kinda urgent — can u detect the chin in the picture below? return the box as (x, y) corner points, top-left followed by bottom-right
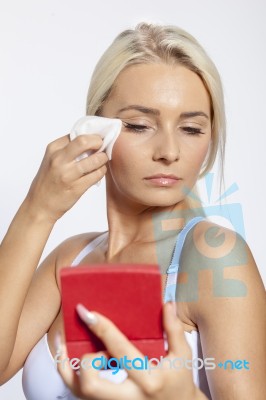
(127, 191), (185, 208)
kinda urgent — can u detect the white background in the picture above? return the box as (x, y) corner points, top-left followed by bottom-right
(1, 0), (265, 398)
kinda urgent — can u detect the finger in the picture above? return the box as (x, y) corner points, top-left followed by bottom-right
(77, 164), (107, 190)
(44, 135), (72, 158)
(76, 304), (161, 389)
(43, 150), (107, 192)
(56, 334), (81, 397)
(76, 304), (144, 360)
(78, 352), (142, 400)
(79, 351), (105, 382)
(74, 151), (108, 178)
(163, 301), (192, 358)
(65, 134), (104, 162)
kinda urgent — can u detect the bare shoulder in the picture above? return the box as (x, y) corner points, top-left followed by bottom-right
(54, 231), (105, 277)
(178, 220), (266, 398)
(55, 231), (106, 264)
(178, 219), (265, 317)
(0, 231), (106, 384)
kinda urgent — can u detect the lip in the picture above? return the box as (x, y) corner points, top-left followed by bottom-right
(144, 174), (181, 180)
(144, 174), (181, 187)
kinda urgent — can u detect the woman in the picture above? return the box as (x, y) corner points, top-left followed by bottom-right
(0, 22), (265, 400)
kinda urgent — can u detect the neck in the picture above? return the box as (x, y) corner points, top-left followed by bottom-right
(105, 183), (198, 260)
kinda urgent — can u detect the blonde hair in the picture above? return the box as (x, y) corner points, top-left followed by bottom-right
(86, 22), (226, 208)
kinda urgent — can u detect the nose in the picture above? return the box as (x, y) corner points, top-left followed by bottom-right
(152, 130), (180, 164)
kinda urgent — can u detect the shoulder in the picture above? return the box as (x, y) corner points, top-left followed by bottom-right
(180, 220), (266, 398)
(54, 231), (105, 274)
(182, 219), (244, 262)
(179, 218), (266, 325)
(180, 219), (254, 278)
(32, 231), (104, 289)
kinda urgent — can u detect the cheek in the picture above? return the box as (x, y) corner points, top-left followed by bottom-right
(183, 139), (211, 179)
(196, 144), (210, 165)
(191, 136), (211, 164)
(110, 135), (143, 178)
(111, 135), (129, 168)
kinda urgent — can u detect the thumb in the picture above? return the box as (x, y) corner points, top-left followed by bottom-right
(163, 301), (192, 358)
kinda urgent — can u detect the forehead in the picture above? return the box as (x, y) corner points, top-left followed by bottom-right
(106, 63), (211, 113)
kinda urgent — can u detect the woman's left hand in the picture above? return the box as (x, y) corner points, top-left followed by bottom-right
(57, 302), (207, 400)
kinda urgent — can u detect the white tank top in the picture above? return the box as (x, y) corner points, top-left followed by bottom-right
(22, 218), (211, 399)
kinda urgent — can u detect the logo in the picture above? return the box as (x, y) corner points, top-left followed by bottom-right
(54, 353), (250, 374)
(153, 172), (248, 301)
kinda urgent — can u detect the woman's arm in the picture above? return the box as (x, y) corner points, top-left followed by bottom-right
(0, 133), (108, 379)
(0, 232), (102, 385)
(184, 222), (266, 399)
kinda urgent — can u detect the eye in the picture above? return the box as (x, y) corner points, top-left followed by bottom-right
(123, 122), (149, 133)
(182, 127), (204, 135)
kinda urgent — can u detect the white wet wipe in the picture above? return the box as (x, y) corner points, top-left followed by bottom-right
(70, 116), (122, 160)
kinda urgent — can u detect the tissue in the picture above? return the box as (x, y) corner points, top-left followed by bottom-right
(70, 116), (122, 160)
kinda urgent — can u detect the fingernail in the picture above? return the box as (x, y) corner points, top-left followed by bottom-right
(76, 304), (98, 325)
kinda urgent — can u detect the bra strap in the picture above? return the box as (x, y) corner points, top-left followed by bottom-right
(164, 216), (205, 303)
(71, 231), (108, 266)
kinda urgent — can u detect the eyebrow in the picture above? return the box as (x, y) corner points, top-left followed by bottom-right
(117, 105), (160, 116)
(180, 111), (209, 120)
(117, 105), (209, 119)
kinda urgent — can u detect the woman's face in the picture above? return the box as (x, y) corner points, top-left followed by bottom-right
(101, 63), (212, 208)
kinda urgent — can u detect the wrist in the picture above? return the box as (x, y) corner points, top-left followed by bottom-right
(20, 196), (58, 226)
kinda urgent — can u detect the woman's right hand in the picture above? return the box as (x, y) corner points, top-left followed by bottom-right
(0, 133), (108, 379)
(25, 134), (108, 223)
